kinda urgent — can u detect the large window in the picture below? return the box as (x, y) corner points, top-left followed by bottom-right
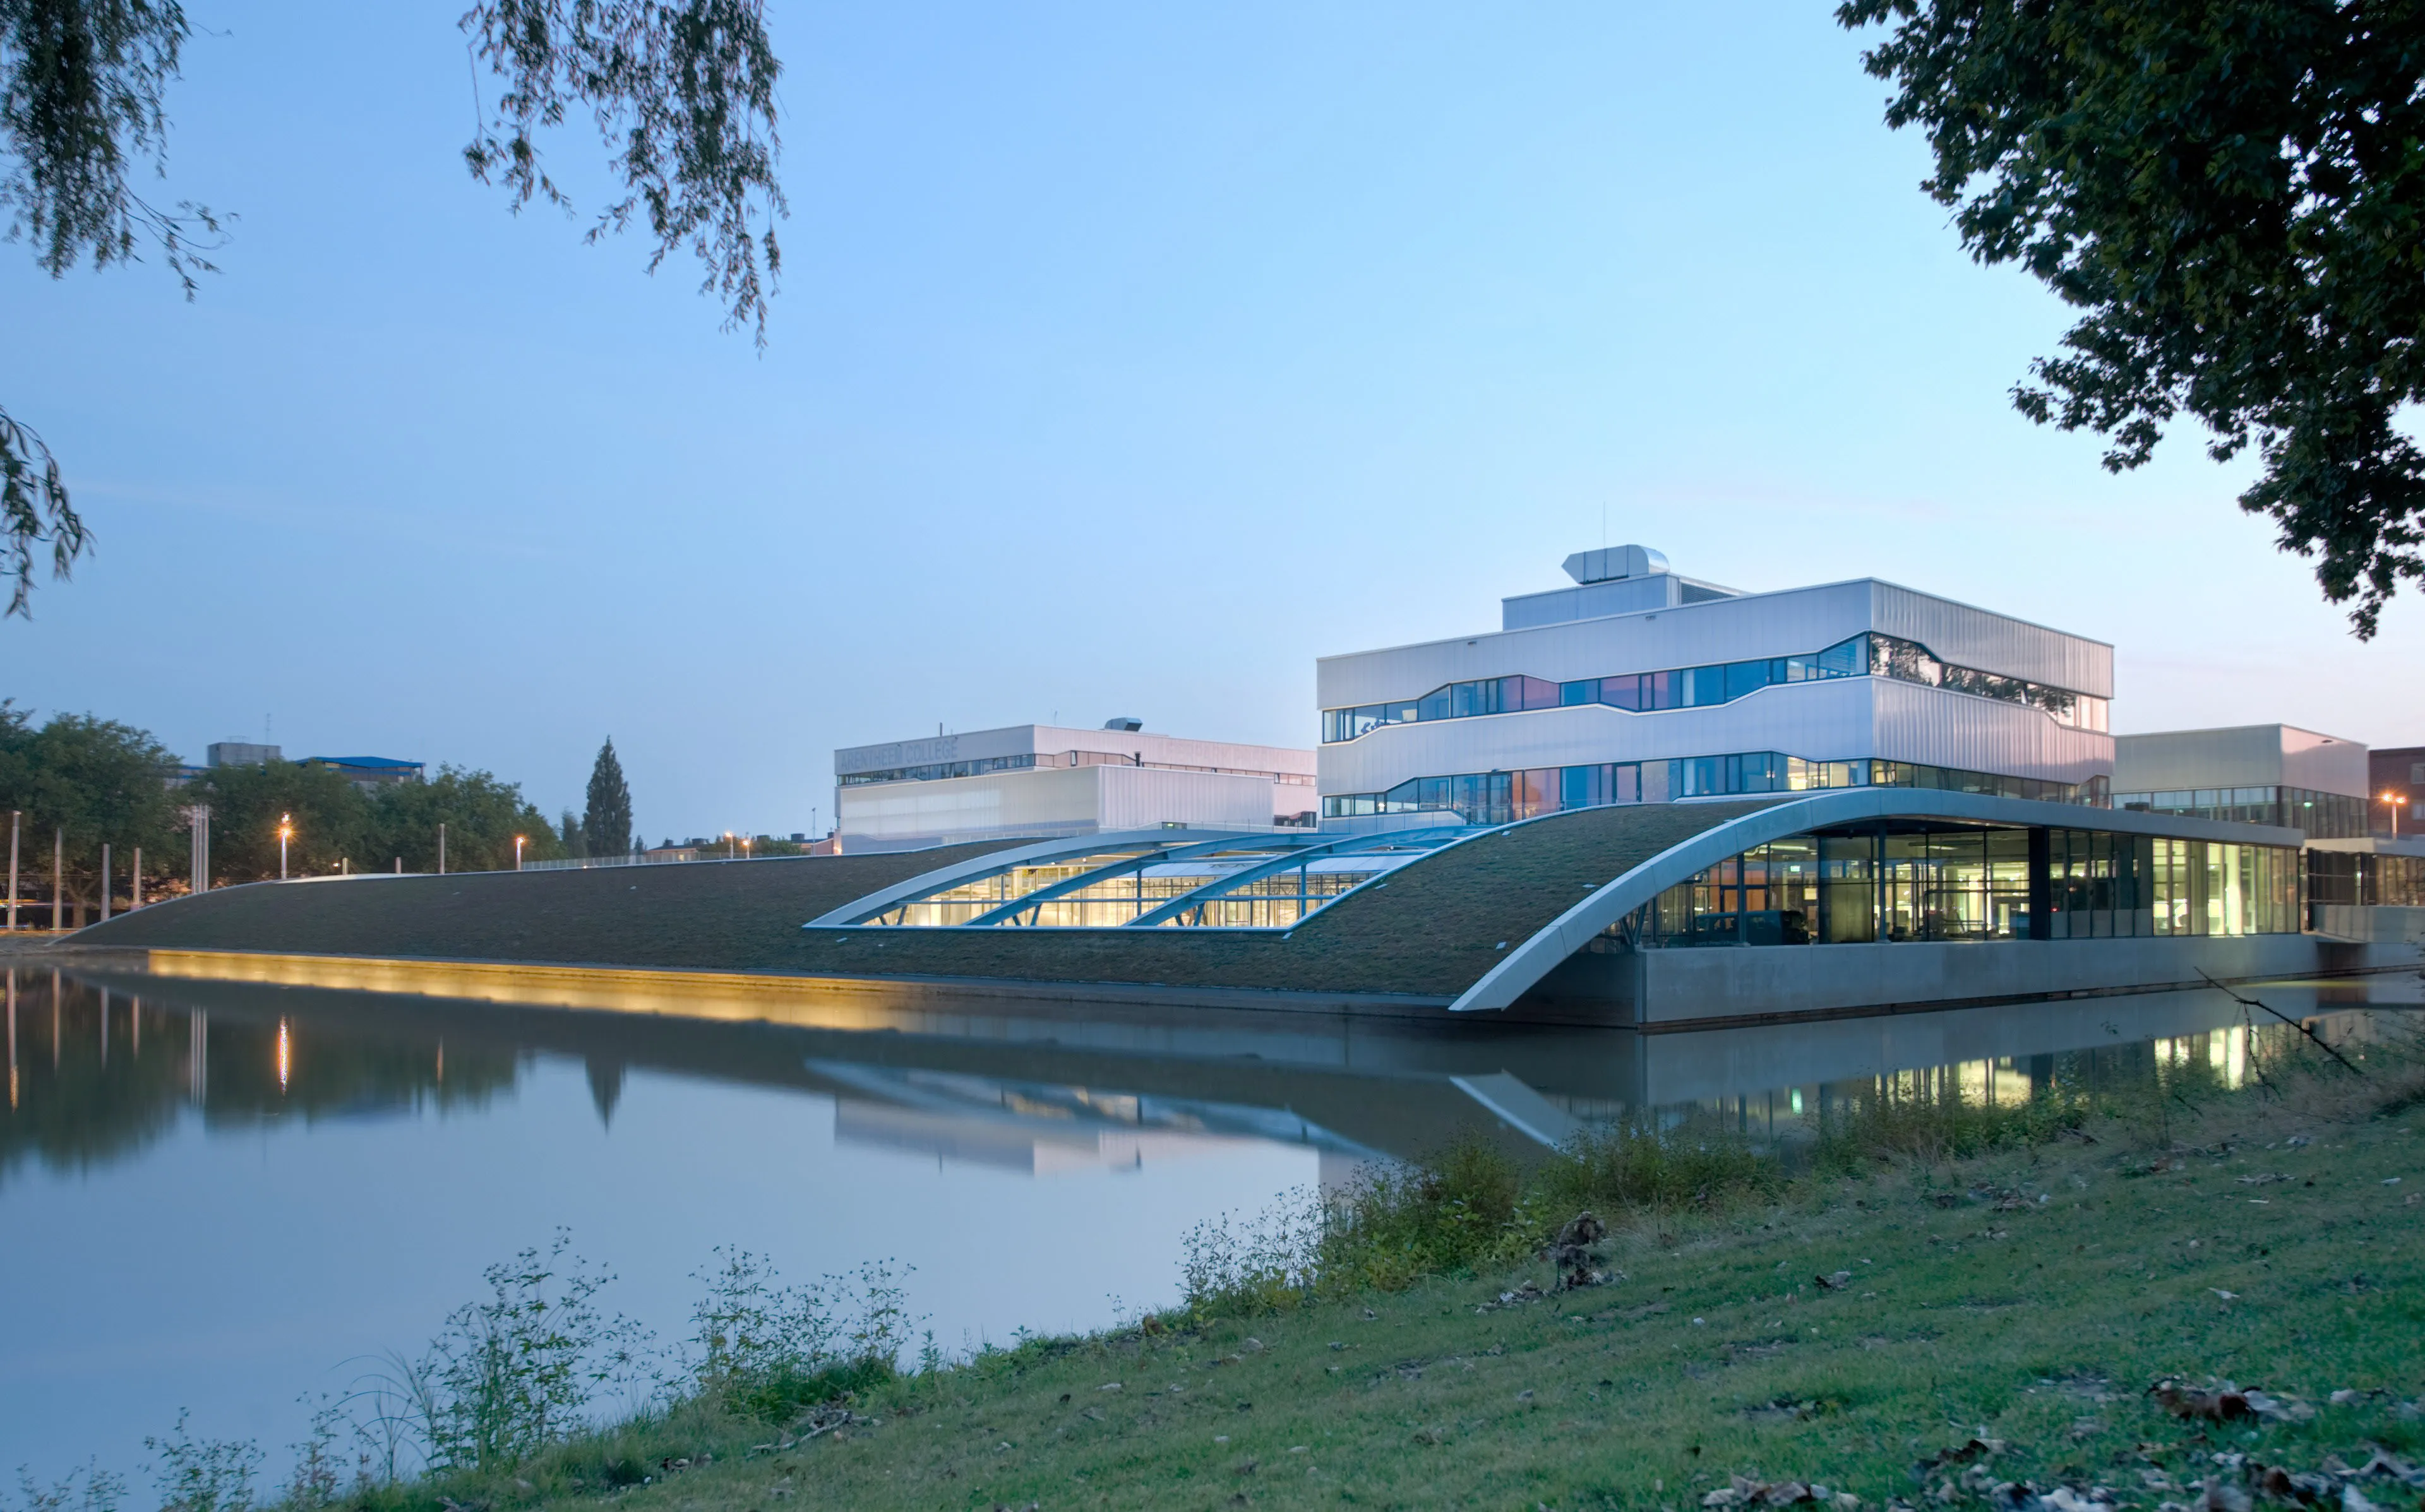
(1616, 823), (2299, 948)
(2115, 786), (2367, 839)
(1322, 753), (2105, 825)
(1322, 632), (2109, 743)
(2306, 850), (2425, 909)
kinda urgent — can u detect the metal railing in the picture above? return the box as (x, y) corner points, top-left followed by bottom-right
(520, 850), (702, 873)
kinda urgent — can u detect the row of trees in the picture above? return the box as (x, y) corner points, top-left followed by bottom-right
(0, 703), (636, 907)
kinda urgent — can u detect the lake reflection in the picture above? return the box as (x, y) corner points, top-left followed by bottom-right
(3, 958), (2413, 1483)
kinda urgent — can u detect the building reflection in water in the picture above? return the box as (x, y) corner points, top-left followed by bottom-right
(3, 961), (2414, 1186)
(0, 968), (521, 1186)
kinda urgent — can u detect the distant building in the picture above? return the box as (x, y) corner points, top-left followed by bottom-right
(2371, 745), (2425, 835)
(207, 741), (282, 767)
(2112, 724), (2370, 838)
(834, 720), (1317, 850)
(303, 755), (426, 790)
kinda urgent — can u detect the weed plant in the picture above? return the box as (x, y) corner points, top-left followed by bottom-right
(1181, 1117), (1783, 1316)
(686, 1251), (912, 1422)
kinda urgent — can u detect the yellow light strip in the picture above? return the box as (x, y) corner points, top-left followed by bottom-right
(141, 949), (951, 1033)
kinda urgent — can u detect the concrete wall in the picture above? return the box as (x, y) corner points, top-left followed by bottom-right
(1518, 934), (2417, 1027)
(2311, 905), (2425, 944)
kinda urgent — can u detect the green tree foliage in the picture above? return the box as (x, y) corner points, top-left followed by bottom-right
(190, 761), (566, 880)
(1840, 1), (2425, 637)
(0, 699), (183, 898)
(583, 737), (632, 857)
(558, 808), (588, 859)
(357, 766), (564, 876)
(186, 758), (372, 881)
(0, 0), (784, 616)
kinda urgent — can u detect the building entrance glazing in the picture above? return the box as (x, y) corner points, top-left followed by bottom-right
(1623, 823), (2301, 949)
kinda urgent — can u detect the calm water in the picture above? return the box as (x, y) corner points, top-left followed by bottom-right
(3, 956), (2415, 1482)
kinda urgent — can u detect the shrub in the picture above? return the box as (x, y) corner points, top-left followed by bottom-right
(688, 1251), (913, 1421)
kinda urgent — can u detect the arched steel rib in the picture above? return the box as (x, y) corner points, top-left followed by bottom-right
(1447, 790), (2305, 1013)
(1122, 825), (1470, 927)
(802, 828), (1276, 927)
(957, 831), (1329, 928)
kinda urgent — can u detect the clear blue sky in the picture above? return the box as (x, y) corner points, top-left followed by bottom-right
(8, 2), (2419, 840)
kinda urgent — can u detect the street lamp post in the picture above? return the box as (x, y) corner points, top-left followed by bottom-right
(2385, 791), (2410, 838)
(278, 814), (293, 880)
(515, 835), (525, 871)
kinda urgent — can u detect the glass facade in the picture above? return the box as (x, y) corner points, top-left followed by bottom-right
(2306, 850), (2425, 909)
(1322, 753), (2107, 826)
(1617, 822), (2300, 949)
(862, 846), (1433, 929)
(1321, 632), (2109, 743)
(2114, 785), (2367, 839)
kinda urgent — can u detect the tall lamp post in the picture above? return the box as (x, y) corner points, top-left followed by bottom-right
(2385, 791), (2410, 838)
(278, 814), (293, 880)
(514, 835), (525, 871)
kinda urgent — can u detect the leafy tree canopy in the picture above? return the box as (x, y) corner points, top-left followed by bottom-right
(0, 699), (183, 865)
(583, 737), (632, 857)
(1, 0), (784, 615)
(1840, 0), (2425, 636)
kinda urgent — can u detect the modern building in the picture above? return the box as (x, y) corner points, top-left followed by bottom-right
(303, 756), (426, 789)
(207, 741), (282, 768)
(2370, 745), (2425, 835)
(834, 720), (1317, 851)
(1317, 547), (2114, 831)
(2112, 723), (2370, 838)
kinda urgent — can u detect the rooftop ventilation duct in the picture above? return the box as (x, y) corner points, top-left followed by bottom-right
(1103, 717), (1144, 732)
(1562, 545), (1670, 585)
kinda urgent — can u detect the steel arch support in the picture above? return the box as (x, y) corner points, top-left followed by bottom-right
(1445, 790), (2304, 1013)
(1123, 825), (1468, 927)
(957, 832), (1324, 928)
(801, 828), (1277, 927)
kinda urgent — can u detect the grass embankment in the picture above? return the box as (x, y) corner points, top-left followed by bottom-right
(92, 1026), (2419, 1512)
(70, 802), (1777, 997)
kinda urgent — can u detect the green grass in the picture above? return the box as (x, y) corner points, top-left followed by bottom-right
(248, 1024), (2425, 1512)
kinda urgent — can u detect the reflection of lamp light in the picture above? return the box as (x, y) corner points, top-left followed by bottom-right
(2383, 790), (2410, 838)
(276, 1017), (290, 1092)
(277, 813), (294, 880)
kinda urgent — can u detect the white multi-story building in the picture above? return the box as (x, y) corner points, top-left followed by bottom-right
(835, 720), (1316, 850)
(1317, 547), (2115, 830)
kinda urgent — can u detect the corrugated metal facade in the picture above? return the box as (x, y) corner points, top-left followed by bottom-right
(1318, 677), (2114, 796)
(837, 765), (1278, 846)
(1315, 571), (2114, 802)
(2114, 724), (2369, 797)
(838, 723), (1313, 780)
(1317, 578), (2110, 710)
